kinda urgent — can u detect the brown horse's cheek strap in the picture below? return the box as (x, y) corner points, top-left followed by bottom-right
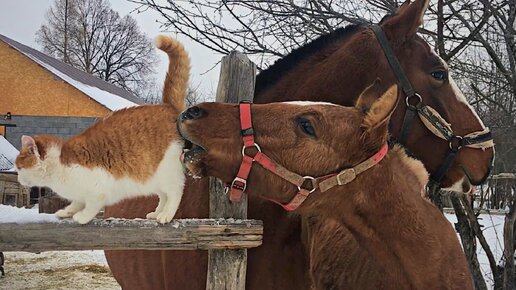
(418, 105), (494, 150)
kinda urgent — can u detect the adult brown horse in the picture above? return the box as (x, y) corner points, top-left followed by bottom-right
(105, 0), (494, 289)
(177, 87), (475, 290)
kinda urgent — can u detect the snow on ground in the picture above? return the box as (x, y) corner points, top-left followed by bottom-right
(0, 251), (119, 290)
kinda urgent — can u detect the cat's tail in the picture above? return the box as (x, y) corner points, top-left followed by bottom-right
(155, 35), (190, 111)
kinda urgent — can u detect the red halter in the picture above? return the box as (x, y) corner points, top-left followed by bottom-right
(226, 102), (389, 211)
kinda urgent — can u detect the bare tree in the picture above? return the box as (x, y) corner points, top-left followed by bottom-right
(142, 82), (210, 106)
(36, 0), (158, 96)
(129, 0), (407, 70)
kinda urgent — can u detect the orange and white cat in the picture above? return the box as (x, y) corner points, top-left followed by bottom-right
(15, 36), (191, 224)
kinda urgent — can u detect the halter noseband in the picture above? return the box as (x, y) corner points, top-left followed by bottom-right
(226, 102), (388, 211)
(370, 25), (494, 191)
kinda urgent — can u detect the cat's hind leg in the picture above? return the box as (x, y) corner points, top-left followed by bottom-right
(146, 194), (168, 219)
(55, 201), (85, 218)
(73, 197), (104, 224)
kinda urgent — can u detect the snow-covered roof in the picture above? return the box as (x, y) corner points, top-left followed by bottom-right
(0, 135), (19, 172)
(0, 34), (144, 111)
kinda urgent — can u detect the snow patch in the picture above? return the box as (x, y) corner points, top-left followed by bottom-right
(0, 204), (59, 224)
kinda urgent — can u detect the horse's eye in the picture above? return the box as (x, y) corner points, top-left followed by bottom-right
(297, 117), (316, 137)
(431, 70), (447, 81)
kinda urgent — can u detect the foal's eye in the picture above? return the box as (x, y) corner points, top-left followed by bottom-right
(431, 70), (447, 81)
(297, 117), (316, 137)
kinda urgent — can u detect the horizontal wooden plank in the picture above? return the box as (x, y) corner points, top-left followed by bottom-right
(0, 218), (263, 252)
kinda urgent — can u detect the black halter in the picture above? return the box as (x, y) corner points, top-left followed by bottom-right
(370, 25), (494, 207)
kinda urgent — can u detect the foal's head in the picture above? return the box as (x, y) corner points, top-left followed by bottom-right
(178, 83), (399, 209)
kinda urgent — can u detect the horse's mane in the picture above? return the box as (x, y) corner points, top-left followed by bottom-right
(255, 24), (363, 96)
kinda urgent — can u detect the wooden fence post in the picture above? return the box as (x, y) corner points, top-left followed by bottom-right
(206, 51), (256, 290)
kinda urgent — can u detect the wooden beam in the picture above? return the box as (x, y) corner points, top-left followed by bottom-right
(207, 51), (256, 290)
(0, 218), (262, 253)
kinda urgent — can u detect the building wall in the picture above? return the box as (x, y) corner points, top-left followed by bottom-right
(5, 115), (97, 149)
(0, 41), (110, 118)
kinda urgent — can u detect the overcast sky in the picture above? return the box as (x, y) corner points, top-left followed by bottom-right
(0, 0), (222, 98)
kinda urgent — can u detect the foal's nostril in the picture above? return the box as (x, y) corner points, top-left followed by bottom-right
(182, 106), (205, 120)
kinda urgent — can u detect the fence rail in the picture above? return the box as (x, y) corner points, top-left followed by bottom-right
(0, 218), (263, 253)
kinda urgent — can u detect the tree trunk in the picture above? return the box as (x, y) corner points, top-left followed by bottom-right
(450, 194), (488, 290)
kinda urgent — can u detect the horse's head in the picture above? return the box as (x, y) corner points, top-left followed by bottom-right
(178, 83), (399, 209)
(376, 0), (494, 188)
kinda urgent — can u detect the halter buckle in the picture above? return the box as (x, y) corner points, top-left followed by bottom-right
(405, 93), (422, 108)
(449, 136), (463, 150)
(297, 176), (317, 194)
(229, 177), (247, 192)
(336, 168), (357, 185)
(242, 143), (262, 157)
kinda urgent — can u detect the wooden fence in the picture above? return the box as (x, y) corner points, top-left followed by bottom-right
(0, 52), (261, 290)
(477, 173), (516, 210)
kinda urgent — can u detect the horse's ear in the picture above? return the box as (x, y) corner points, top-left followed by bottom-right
(355, 78), (384, 113)
(360, 85), (398, 131)
(382, 0), (429, 39)
(399, 0), (411, 10)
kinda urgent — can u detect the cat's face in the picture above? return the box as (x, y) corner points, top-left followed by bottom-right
(15, 135), (56, 187)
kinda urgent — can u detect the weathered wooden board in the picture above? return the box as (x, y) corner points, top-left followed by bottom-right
(207, 51), (257, 290)
(0, 218), (262, 252)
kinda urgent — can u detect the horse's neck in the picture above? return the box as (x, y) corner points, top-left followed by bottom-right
(255, 33), (379, 105)
(325, 148), (452, 286)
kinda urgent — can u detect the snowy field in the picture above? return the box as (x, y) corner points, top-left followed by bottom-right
(0, 205), (507, 289)
(0, 251), (119, 290)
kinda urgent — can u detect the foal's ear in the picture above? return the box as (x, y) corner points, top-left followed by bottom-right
(381, 0), (429, 39)
(359, 85), (398, 131)
(358, 85), (398, 149)
(355, 78), (384, 113)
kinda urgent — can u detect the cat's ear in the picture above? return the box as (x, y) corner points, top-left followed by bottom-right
(21, 135), (39, 156)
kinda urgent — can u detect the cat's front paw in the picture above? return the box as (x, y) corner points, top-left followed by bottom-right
(55, 209), (73, 218)
(146, 211), (159, 219)
(72, 211), (95, 224)
(156, 212), (173, 224)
